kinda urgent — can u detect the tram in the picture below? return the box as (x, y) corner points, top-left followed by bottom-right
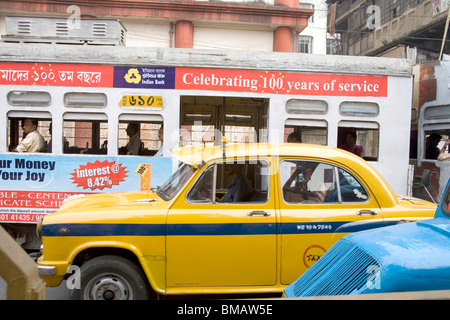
(0, 43), (413, 250)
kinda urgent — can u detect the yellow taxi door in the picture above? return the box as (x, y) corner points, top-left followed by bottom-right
(278, 158), (383, 285)
(166, 158), (278, 289)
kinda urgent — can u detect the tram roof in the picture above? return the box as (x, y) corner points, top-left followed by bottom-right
(0, 43), (411, 77)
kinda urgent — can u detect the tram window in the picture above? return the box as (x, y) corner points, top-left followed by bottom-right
(181, 104), (218, 146)
(64, 92), (107, 108)
(284, 126), (327, 145)
(424, 105), (450, 120)
(223, 105), (263, 144)
(284, 119), (328, 145)
(63, 119), (108, 154)
(180, 96), (268, 146)
(118, 121), (163, 156)
(181, 123), (217, 146)
(339, 101), (379, 117)
(7, 91), (51, 107)
(286, 99), (327, 114)
(224, 125), (257, 143)
(337, 126), (379, 161)
(8, 117), (51, 152)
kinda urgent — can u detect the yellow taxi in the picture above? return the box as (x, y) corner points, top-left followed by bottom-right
(37, 143), (436, 300)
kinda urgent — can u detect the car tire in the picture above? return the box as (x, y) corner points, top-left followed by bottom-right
(70, 255), (149, 300)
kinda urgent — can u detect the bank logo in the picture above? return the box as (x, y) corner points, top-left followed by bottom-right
(124, 68), (141, 84)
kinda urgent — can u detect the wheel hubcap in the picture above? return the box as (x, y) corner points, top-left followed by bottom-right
(86, 274), (132, 300)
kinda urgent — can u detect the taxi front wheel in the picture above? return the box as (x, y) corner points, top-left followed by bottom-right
(70, 255), (149, 300)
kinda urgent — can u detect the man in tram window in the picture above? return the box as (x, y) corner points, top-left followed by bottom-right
(12, 118), (45, 153)
(120, 122), (142, 155)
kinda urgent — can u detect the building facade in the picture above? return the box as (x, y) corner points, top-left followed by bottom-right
(298, 0), (329, 54)
(329, 0), (450, 61)
(0, 0), (316, 53)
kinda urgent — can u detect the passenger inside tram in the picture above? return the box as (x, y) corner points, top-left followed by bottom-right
(337, 127), (379, 161)
(424, 131), (450, 161)
(118, 121), (163, 156)
(6, 116), (164, 157)
(12, 118), (45, 153)
(426, 133), (442, 159)
(119, 122), (141, 155)
(287, 132), (302, 143)
(339, 130), (364, 157)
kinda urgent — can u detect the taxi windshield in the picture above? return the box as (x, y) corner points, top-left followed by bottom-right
(157, 163), (196, 201)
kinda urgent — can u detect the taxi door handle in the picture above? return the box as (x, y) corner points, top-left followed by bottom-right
(356, 210), (378, 216)
(248, 211), (270, 217)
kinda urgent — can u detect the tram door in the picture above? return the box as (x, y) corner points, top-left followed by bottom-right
(180, 96), (268, 146)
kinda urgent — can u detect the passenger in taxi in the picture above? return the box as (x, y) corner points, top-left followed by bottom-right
(12, 118), (45, 153)
(282, 166), (307, 202)
(282, 167), (326, 203)
(218, 164), (252, 203)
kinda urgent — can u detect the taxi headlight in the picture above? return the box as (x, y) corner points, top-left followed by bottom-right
(36, 217), (44, 239)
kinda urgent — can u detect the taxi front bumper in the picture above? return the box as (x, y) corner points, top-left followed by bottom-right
(37, 265), (56, 276)
(37, 256), (70, 287)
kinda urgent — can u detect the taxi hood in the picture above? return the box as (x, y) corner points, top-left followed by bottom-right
(397, 195), (437, 210)
(57, 190), (164, 212)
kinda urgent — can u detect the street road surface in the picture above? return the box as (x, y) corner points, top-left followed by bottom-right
(0, 276), (281, 300)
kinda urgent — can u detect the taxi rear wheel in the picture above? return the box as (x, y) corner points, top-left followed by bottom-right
(71, 255), (149, 300)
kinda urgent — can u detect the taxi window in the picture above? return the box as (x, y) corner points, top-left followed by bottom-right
(187, 160), (270, 204)
(186, 164), (215, 203)
(280, 160), (368, 203)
